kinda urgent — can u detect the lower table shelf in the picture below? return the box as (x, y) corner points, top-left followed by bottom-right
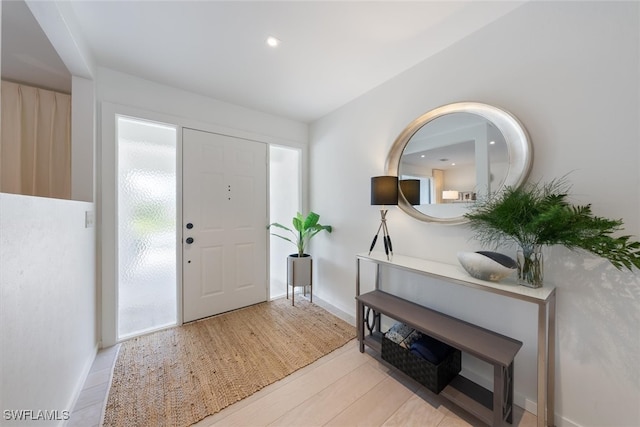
(364, 331), (512, 426)
(441, 375), (506, 426)
(362, 332), (382, 353)
(356, 290), (521, 426)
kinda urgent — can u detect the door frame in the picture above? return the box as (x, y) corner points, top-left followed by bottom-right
(100, 102), (307, 347)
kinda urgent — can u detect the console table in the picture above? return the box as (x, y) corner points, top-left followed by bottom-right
(355, 252), (556, 427)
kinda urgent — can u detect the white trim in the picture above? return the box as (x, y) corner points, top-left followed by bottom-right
(100, 102), (117, 346)
(176, 127), (184, 326)
(266, 145), (271, 302)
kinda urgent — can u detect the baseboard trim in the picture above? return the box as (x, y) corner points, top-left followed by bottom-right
(305, 294), (356, 326)
(269, 292), (356, 326)
(459, 370), (583, 427)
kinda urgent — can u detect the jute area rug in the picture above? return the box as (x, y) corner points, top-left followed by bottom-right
(102, 297), (356, 427)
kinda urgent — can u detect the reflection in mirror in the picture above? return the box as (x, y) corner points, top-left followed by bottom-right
(385, 102), (531, 224)
(399, 112), (509, 219)
(399, 179), (420, 205)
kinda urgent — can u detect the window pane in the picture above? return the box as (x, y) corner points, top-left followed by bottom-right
(269, 146), (300, 298)
(117, 116), (177, 339)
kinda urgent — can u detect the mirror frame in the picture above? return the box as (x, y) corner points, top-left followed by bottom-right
(386, 102), (532, 224)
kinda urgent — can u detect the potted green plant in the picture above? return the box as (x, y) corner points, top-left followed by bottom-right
(464, 178), (640, 288)
(268, 212), (332, 302)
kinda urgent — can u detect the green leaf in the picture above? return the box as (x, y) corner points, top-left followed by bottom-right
(267, 222), (293, 233)
(464, 176), (640, 271)
(303, 212), (320, 230)
(268, 211), (332, 257)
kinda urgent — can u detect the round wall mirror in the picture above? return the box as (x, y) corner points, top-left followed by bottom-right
(386, 102), (532, 224)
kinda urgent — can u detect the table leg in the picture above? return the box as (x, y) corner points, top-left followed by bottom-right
(493, 364), (505, 427)
(356, 258), (361, 297)
(357, 301), (364, 353)
(548, 292), (556, 426)
(537, 302), (547, 427)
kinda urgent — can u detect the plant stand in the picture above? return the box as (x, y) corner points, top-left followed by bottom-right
(287, 254), (313, 306)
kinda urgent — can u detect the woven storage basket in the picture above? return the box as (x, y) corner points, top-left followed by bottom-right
(381, 334), (461, 394)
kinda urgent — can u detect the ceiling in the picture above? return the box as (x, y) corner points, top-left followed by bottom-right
(2, 1), (525, 123)
(1, 0), (72, 93)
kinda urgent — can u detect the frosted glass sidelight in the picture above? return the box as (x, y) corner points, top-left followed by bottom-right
(269, 146), (301, 298)
(117, 116), (177, 339)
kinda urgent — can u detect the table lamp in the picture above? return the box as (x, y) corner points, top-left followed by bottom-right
(369, 176), (398, 260)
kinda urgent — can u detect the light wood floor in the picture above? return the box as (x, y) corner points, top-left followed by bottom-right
(70, 297), (538, 427)
(193, 342), (538, 427)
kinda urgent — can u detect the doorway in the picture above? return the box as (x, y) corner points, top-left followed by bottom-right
(116, 116), (178, 340)
(107, 108), (297, 343)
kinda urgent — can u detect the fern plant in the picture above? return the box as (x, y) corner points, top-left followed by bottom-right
(464, 178), (640, 272)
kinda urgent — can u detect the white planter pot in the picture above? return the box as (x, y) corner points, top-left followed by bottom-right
(287, 254), (312, 287)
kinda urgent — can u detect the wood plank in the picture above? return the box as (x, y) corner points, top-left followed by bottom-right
(209, 346), (371, 426)
(356, 290), (522, 367)
(323, 376), (414, 427)
(269, 363), (387, 426)
(381, 394), (447, 426)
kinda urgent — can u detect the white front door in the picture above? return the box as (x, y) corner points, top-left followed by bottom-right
(182, 128), (268, 322)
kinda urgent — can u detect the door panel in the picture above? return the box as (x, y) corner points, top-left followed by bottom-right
(183, 128), (267, 322)
(202, 172), (225, 230)
(202, 246), (224, 296)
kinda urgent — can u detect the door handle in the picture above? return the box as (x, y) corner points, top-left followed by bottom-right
(186, 237), (194, 244)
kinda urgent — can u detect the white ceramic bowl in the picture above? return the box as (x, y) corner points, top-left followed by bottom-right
(457, 251), (517, 282)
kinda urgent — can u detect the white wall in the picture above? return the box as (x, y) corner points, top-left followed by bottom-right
(96, 67), (308, 145)
(0, 3), (99, 426)
(0, 194), (97, 426)
(22, 1), (97, 203)
(71, 76), (95, 202)
(309, 2), (639, 427)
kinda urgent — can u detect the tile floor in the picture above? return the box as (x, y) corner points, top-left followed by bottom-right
(68, 344), (119, 427)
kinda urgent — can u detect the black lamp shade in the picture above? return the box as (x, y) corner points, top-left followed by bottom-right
(400, 179), (421, 205)
(371, 176), (398, 205)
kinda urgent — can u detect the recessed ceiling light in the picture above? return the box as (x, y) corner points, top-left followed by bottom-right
(266, 36), (280, 47)
(451, 163), (456, 166)
(489, 140), (496, 145)
(420, 154), (425, 158)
